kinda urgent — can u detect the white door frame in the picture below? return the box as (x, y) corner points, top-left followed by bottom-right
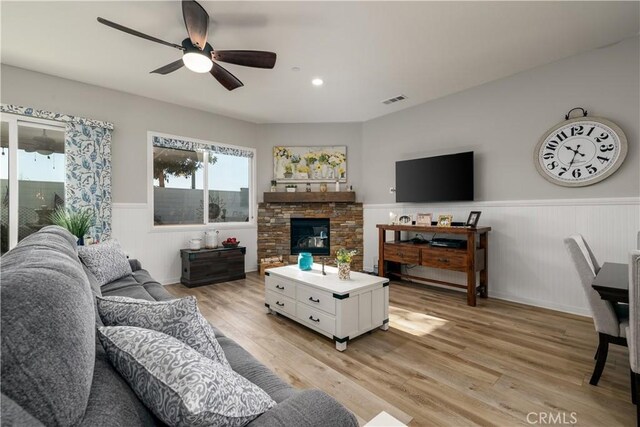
(1, 113), (66, 249)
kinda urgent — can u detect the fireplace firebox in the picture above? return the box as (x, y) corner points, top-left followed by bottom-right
(290, 218), (330, 256)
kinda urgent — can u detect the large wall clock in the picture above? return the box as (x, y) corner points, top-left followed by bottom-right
(534, 108), (627, 187)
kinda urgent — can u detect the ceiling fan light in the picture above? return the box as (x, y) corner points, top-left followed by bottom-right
(183, 52), (213, 73)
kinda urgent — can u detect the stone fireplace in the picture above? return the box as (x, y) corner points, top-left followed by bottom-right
(257, 200), (363, 271)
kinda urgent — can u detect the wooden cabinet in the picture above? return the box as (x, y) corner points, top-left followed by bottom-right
(180, 247), (246, 288)
(377, 224), (491, 306)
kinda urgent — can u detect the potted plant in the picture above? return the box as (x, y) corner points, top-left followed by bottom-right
(285, 184), (297, 193)
(50, 207), (94, 245)
(270, 180), (278, 192)
(284, 164), (293, 179)
(336, 248), (357, 280)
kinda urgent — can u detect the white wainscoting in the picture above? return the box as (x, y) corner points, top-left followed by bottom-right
(363, 197), (640, 316)
(112, 203), (258, 285)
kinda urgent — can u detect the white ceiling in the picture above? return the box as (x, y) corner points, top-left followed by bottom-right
(1, 1), (638, 124)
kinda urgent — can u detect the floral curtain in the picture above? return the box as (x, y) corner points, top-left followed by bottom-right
(65, 122), (112, 239)
(1, 104), (114, 241)
(152, 135), (254, 158)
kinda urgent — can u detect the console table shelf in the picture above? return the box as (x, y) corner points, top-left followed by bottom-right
(376, 224), (491, 306)
(263, 191), (356, 203)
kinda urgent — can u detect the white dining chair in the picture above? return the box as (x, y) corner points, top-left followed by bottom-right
(565, 235), (628, 385)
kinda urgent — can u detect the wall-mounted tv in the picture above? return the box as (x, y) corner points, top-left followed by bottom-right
(395, 151), (474, 203)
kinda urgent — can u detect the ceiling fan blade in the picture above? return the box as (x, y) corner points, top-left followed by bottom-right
(97, 17), (184, 51)
(212, 50), (277, 69)
(182, 0), (209, 50)
(210, 62), (244, 91)
(150, 59), (185, 75)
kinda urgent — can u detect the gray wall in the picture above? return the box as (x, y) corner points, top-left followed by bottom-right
(3, 35), (638, 206)
(0, 66), (363, 204)
(255, 123), (362, 200)
(360, 36), (640, 204)
(0, 65), (258, 204)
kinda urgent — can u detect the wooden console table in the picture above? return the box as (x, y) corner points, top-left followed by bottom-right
(376, 224), (491, 306)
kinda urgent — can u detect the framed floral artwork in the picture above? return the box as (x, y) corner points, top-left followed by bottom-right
(273, 146), (347, 182)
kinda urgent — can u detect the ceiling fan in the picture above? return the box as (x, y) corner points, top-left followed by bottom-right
(97, 0), (276, 91)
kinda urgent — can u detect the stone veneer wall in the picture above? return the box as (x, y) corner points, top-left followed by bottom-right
(257, 202), (363, 271)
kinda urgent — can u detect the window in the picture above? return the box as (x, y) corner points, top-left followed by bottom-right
(153, 146), (204, 225)
(1, 116), (66, 253)
(208, 152), (250, 223)
(151, 133), (254, 227)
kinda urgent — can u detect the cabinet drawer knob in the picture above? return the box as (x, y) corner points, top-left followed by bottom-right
(438, 258), (449, 263)
(276, 301), (285, 307)
(309, 315), (320, 323)
(275, 285), (285, 290)
(308, 296), (320, 303)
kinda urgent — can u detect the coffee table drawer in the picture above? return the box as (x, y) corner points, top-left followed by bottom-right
(266, 291), (296, 317)
(296, 283), (336, 315)
(265, 275), (296, 299)
(296, 303), (335, 336)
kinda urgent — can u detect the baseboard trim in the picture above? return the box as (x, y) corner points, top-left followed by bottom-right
(489, 291), (591, 317)
(161, 276), (181, 286)
(160, 267), (258, 286)
(366, 268), (592, 318)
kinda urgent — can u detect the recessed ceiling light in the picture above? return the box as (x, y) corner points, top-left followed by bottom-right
(312, 78), (323, 86)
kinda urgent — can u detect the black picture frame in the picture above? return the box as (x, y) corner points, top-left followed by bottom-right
(466, 211), (481, 227)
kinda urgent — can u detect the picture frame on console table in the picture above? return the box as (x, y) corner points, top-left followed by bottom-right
(466, 211), (482, 227)
(416, 213), (432, 226)
(437, 214), (453, 227)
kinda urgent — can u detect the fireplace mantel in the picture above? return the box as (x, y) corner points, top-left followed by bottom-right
(263, 192), (356, 203)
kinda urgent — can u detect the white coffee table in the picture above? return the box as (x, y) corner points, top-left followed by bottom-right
(265, 263), (389, 351)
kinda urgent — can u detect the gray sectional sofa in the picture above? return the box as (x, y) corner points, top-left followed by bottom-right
(1, 226), (358, 426)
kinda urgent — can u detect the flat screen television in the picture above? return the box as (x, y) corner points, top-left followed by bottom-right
(395, 151), (474, 203)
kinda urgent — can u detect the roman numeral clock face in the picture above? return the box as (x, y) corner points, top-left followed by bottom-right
(534, 117), (627, 187)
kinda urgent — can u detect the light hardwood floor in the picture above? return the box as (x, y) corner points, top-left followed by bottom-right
(166, 273), (634, 426)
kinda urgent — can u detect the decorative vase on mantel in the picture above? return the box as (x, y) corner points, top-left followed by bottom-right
(337, 262), (351, 280)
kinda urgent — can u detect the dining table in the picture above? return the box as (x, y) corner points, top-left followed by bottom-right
(591, 262), (629, 304)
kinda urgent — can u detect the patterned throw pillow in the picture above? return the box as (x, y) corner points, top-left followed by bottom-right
(96, 296), (230, 368)
(97, 326), (276, 427)
(77, 240), (132, 286)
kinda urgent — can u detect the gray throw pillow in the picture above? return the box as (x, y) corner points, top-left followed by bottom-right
(77, 240), (132, 286)
(97, 326), (275, 427)
(96, 295), (229, 368)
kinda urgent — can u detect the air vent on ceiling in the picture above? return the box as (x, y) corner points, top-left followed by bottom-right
(382, 94), (407, 105)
